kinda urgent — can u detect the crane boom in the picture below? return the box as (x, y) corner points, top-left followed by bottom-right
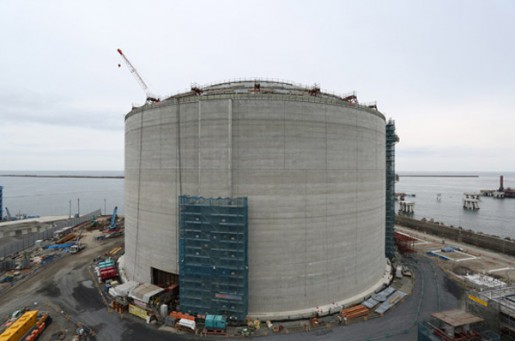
(117, 49), (159, 103)
(5, 207), (12, 220)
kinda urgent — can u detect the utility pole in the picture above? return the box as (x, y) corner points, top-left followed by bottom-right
(104, 199), (107, 215)
(77, 198), (80, 217)
(69, 200), (71, 219)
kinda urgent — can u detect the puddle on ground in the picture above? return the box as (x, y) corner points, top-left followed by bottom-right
(81, 280), (93, 289)
(36, 280), (61, 298)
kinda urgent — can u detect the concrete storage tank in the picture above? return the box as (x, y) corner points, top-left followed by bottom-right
(124, 80), (389, 319)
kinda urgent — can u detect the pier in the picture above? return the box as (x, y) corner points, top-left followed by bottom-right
(464, 193), (480, 200)
(399, 201), (415, 214)
(479, 190), (505, 199)
(394, 193), (416, 201)
(480, 175), (515, 199)
(463, 198), (480, 210)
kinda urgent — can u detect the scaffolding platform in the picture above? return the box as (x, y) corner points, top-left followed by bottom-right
(178, 196), (248, 321)
(385, 120), (398, 258)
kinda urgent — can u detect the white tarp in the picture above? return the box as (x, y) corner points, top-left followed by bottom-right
(178, 318), (196, 331)
(110, 280), (140, 297)
(129, 283), (164, 303)
(465, 274), (506, 289)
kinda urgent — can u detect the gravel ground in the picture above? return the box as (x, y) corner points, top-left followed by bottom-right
(0, 233), (188, 341)
(1, 231), (466, 341)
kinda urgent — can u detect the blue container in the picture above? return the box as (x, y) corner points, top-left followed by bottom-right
(97, 262), (115, 269)
(205, 315), (226, 330)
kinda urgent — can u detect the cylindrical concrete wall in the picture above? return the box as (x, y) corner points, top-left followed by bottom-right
(124, 81), (387, 319)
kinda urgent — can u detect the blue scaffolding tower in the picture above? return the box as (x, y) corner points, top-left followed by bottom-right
(0, 186), (3, 221)
(385, 120), (399, 258)
(178, 196), (248, 321)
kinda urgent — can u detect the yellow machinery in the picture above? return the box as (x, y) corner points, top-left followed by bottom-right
(0, 310), (38, 341)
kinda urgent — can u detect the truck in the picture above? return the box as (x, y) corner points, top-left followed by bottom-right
(70, 244), (85, 254)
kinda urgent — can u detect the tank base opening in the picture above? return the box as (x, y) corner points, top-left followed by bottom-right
(151, 267), (178, 288)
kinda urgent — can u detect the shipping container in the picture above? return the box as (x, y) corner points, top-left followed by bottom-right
(205, 315), (226, 330)
(99, 269), (118, 281)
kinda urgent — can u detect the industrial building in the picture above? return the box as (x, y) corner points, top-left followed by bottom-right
(466, 286), (515, 339)
(418, 309), (499, 341)
(124, 80), (392, 320)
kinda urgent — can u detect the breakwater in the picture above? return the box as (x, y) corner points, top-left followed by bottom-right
(396, 215), (515, 257)
(0, 174), (123, 179)
(399, 175), (479, 178)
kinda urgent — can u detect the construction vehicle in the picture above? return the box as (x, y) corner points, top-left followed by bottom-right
(109, 206), (118, 230)
(5, 207), (12, 221)
(0, 310), (50, 341)
(117, 49), (160, 103)
(69, 244), (85, 254)
(70, 226), (86, 253)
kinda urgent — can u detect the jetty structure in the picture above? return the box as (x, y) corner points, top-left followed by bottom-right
(481, 175), (515, 199)
(123, 79), (397, 320)
(463, 198), (480, 210)
(463, 192), (480, 210)
(399, 201), (415, 214)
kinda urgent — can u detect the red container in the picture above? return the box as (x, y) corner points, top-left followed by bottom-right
(100, 269), (118, 280)
(99, 266), (116, 274)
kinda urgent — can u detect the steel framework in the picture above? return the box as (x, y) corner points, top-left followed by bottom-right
(178, 196), (248, 321)
(385, 120), (399, 258)
(0, 186), (3, 221)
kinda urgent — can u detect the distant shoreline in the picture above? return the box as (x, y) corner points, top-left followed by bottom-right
(0, 174), (124, 179)
(399, 175), (478, 178)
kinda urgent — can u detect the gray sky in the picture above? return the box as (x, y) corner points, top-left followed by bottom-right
(1, 0), (514, 172)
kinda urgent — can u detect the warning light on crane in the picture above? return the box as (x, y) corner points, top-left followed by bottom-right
(117, 48), (160, 103)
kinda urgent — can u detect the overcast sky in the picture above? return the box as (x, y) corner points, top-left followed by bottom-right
(1, 0), (514, 172)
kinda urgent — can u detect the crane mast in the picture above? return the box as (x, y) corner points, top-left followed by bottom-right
(117, 49), (160, 103)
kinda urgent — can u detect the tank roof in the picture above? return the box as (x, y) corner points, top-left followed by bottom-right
(164, 79), (368, 106)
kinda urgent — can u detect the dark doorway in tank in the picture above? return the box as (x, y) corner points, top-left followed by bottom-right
(152, 267), (178, 288)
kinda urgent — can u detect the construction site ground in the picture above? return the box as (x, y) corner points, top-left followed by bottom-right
(396, 225), (515, 286)
(3, 224), (512, 340)
(0, 230), (181, 341)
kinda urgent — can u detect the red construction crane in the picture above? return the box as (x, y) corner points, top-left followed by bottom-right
(117, 48), (160, 103)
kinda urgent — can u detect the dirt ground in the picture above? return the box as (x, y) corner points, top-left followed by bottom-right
(396, 225), (515, 285)
(2, 224), (510, 340)
(0, 231), (124, 340)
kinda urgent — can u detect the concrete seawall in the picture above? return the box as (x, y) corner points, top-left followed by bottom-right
(396, 215), (515, 257)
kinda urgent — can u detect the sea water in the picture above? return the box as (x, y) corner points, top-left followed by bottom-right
(1, 170), (513, 238)
(0, 171), (124, 217)
(396, 171), (515, 238)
